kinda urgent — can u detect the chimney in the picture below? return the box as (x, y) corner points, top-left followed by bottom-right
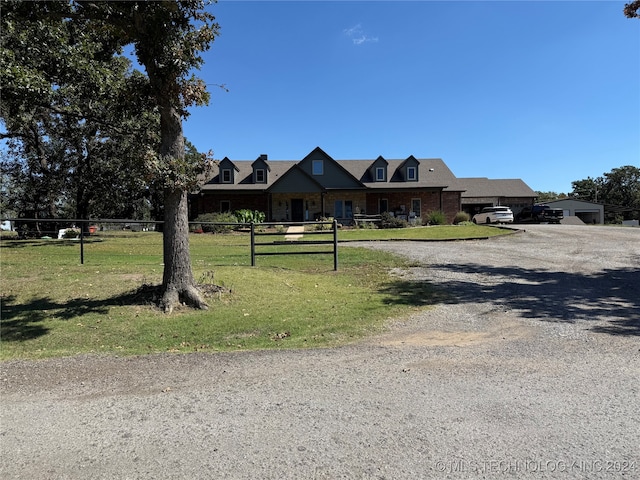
(259, 154), (268, 161)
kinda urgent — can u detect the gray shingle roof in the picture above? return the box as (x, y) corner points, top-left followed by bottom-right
(200, 156), (461, 192)
(201, 161), (296, 191)
(198, 150), (533, 196)
(455, 178), (536, 198)
(339, 158), (460, 190)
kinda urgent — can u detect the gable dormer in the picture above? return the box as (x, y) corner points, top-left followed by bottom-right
(297, 147), (362, 189)
(397, 155), (419, 182)
(251, 154), (270, 184)
(369, 156), (388, 182)
(219, 157), (240, 184)
(300, 146), (332, 177)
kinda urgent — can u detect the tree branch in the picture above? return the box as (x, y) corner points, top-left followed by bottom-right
(624, 1), (640, 18)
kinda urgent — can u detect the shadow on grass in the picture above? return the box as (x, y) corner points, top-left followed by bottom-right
(0, 285), (160, 342)
(0, 295), (52, 340)
(380, 264), (640, 337)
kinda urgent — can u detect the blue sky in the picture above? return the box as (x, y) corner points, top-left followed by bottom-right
(181, 0), (639, 194)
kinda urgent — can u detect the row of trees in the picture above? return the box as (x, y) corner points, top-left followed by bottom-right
(1, 1), (218, 312)
(570, 166), (639, 207)
(1, 41), (159, 222)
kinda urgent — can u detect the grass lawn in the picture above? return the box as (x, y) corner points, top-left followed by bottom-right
(0, 224), (511, 360)
(338, 223), (511, 241)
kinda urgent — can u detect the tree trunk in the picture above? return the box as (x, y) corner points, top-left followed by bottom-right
(127, 4), (210, 313)
(157, 92), (207, 313)
(160, 188), (207, 313)
(75, 151), (89, 234)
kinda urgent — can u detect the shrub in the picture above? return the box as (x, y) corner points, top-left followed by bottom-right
(234, 209), (265, 224)
(62, 228), (81, 239)
(357, 220), (377, 229)
(0, 230), (18, 239)
(194, 212), (238, 233)
(312, 217), (335, 231)
(426, 210), (447, 225)
(380, 212), (408, 229)
(453, 211), (470, 225)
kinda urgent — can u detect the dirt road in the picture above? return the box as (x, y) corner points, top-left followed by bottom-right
(2, 225), (639, 479)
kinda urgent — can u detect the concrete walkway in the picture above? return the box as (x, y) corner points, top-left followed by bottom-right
(284, 225), (304, 241)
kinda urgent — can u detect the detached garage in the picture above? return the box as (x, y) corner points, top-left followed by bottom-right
(547, 199), (604, 225)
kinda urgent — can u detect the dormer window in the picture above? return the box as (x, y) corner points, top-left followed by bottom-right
(407, 166), (417, 181)
(219, 157), (239, 184)
(221, 169), (232, 183)
(370, 156), (388, 183)
(251, 154), (270, 185)
(312, 160), (324, 175)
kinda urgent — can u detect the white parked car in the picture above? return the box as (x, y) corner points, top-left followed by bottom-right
(472, 206), (514, 224)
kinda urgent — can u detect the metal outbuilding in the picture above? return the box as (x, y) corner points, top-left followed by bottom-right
(546, 199), (604, 224)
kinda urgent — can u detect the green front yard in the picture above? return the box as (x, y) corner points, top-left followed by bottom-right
(0, 225), (511, 360)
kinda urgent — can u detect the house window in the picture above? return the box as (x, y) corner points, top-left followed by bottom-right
(312, 160), (324, 175)
(407, 166), (417, 181)
(334, 200), (354, 219)
(221, 169), (232, 183)
(379, 198), (389, 213)
(376, 167), (386, 182)
(255, 169), (266, 183)
(411, 198), (421, 218)
(334, 201), (343, 219)
(220, 200), (231, 213)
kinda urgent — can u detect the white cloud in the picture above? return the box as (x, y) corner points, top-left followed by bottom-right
(343, 24), (362, 37)
(352, 35), (378, 45)
(343, 23), (378, 45)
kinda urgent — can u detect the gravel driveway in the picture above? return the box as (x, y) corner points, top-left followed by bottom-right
(2, 225), (639, 479)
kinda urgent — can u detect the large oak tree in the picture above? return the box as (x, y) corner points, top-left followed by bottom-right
(83, 2), (218, 312)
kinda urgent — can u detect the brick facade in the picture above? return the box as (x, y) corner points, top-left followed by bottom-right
(441, 192), (462, 223)
(193, 190), (462, 224)
(366, 190), (461, 223)
(271, 193), (322, 221)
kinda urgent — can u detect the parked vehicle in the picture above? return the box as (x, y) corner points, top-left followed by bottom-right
(472, 206), (514, 224)
(516, 204), (564, 224)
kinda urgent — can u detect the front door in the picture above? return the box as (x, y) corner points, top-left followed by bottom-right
(291, 199), (304, 222)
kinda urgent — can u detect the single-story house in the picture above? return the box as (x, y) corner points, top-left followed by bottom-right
(546, 199), (604, 224)
(191, 147), (538, 225)
(192, 147), (465, 224)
